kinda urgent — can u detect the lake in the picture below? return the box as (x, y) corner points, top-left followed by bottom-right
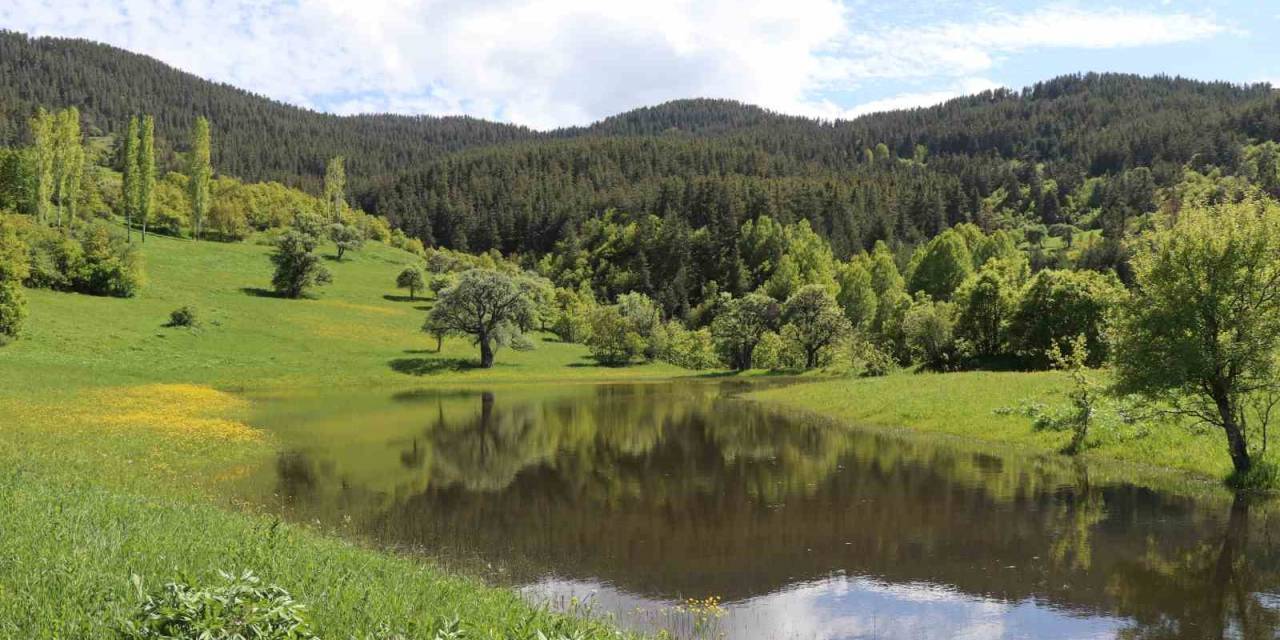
(231, 381), (1280, 639)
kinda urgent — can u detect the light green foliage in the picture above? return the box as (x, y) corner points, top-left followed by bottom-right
(28, 108), (55, 223)
(835, 260), (877, 330)
(0, 217), (27, 343)
(138, 115), (156, 240)
(323, 156), (346, 222)
(551, 284), (596, 343)
(1241, 142), (1280, 194)
(122, 115), (140, 237)
(752, 330), (799, 370)
(329, 222), (364, 260)
(1112, 199), (1280, 478)
(1044, 335), (1098, 454)
(972, 230), (1019, 268)
(396, 267), (425, 300)
(616, 291), (662, 359)
(585, 304), (648, 365)
(953, 256), (1027, 358)
(655, 321), (718, 369)
(188, 116), (212, 240)
(868, 241), (904, 296)
(903, 295), (957, 369)
(752, 218), (838, 301)
(51, 107), (84, 227)
(873, 286), (912, 363)
(152, 172), (191, 235)
(270, 222), (331, 299)
(120, 570), (317, 640)
(908, 229), (972, 301)
(781, 285), (851, 369)
(428, 269), (535, 368)
(1009, 268), (1122, 366)
(711, 293), (780, 370)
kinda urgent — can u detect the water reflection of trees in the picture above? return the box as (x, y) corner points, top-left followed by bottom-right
(264, 385), (1280, 636)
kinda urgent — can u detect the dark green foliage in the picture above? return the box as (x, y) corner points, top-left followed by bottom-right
(119, 570), (318, 640)
(0, 217), (26, 344)
(167, 305), (198, 328)
(711, 293), (780, 370)
(1009, 269), (1123, 366)
(13, 218), (142, 297)
(270, 224), (331, 299)
(395, 267), (425, 300)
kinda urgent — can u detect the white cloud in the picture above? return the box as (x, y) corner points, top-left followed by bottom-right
(0, 1), (1230, 128)
(835, 78), (1003, 119)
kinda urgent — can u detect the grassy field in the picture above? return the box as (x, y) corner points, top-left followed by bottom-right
(747, 370), (1243, 483)
(0, 229), (1259, 637)
(0, 232), (673, 638)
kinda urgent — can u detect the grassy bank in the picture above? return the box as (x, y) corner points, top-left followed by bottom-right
(0, 233), (666, 638)
(747, 370), (1241, 483)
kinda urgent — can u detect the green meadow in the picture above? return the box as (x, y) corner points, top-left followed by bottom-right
(0, 231), (1255, 638)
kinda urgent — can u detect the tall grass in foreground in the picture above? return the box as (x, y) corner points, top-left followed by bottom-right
(0, 470), (629, 639)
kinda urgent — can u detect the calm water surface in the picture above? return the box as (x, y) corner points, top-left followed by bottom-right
(234, 382), (1280, 639)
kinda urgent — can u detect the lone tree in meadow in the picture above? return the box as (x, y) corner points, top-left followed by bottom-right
(396, 267), (425, 300)
(426, 269), (534, 368)
(1112, 200), (1280, 481)
(270, 222), (331, 299)
(329, 222), (364, 260)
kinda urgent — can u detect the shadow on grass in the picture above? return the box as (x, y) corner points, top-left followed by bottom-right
(389, 357), (483, 376)
(382, 294), (424, 303)
(240, 287), (282, 299)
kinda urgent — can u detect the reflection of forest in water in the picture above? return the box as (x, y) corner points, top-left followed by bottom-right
(253, 383), (1280, 638)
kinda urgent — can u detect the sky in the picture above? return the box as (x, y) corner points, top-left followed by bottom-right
(2, 1), (1277, 130)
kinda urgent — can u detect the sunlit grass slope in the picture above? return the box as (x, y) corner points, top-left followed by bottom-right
(0, 234), (665, 638)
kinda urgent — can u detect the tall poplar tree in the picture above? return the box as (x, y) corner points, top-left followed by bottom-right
(138, 115), (155, 242)
(121, 116), (140, 241)
(323, 156), (345, 222)
(29, 108), (54, 224)
(52, 107), (83, 227)
(188, 116), (212, 240)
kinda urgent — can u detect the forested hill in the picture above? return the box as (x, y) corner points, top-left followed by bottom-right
(0, 31), (538, 192)
(4, 30), (1280, 258)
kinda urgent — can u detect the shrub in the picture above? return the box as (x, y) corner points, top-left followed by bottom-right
(271, 226), (331, 299)
(656, 322), (719, 369)
(0, 281), (24, 344)
(14, 219), (142, 297)
(585, 305), (646, 365)
(119, 571), (317, 640)
(167, 305), (198, 328)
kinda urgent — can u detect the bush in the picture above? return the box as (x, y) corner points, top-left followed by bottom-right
(1227, 460), (1280, 493)
(1008, 269), (1124, 367)
(14, 219), (143, 297)
(167, 305), (198, 328)
(0, 281), (25, 345)
(119, 571), (318, 640)
(656, 322), (719, 369)
(584, 305), (646, 365)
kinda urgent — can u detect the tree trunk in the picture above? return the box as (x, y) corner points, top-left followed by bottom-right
(1214, 385), (1252, 475)
(479, 333), (494, 368)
